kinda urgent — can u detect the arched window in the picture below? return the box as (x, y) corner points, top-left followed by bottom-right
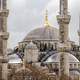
(44, 43), (47, 51)
(54, 43), (57, 50)
(70, 64), (73, 69)
(74, 64), (76, 68)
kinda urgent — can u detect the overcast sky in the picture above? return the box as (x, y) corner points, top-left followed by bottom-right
(7, 0), (80, 49)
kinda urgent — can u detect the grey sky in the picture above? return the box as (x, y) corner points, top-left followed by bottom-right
(7, 0), (80, 49)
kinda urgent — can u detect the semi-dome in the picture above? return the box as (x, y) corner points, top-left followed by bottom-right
(23, 26), (59, 41)
(45, 53), (79, 63)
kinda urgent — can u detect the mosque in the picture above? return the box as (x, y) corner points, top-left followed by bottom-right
(0, 0), (80, 80)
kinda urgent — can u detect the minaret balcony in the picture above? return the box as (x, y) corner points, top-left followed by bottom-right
(0, 56), (8, 63)
(0, 32), (9, 40)
(0, 9), (9, 17)
(57, 15), (71, 24)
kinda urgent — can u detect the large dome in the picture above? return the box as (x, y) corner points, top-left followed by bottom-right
(23, 26), (59, 41)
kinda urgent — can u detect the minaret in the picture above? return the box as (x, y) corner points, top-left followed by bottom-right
(78, 16), (80, 46)
(0, 0), (9, 80)
(57, 0), (71, 79)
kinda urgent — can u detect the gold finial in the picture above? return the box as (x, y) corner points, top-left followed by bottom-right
(44, 10), (50, 27)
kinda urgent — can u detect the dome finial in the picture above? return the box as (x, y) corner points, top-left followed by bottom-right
(44, 9), (50, 27)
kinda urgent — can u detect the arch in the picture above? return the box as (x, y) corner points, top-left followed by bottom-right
(41, 51), (58, 62)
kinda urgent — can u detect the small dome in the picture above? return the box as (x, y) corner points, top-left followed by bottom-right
(26, 41), (37, 49)
(45, 53), (79, 63)
(8, 54), (22, 63)
(23, 27), (59, 41)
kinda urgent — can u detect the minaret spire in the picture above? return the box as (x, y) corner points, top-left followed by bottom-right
(60, 0), (68, 15)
